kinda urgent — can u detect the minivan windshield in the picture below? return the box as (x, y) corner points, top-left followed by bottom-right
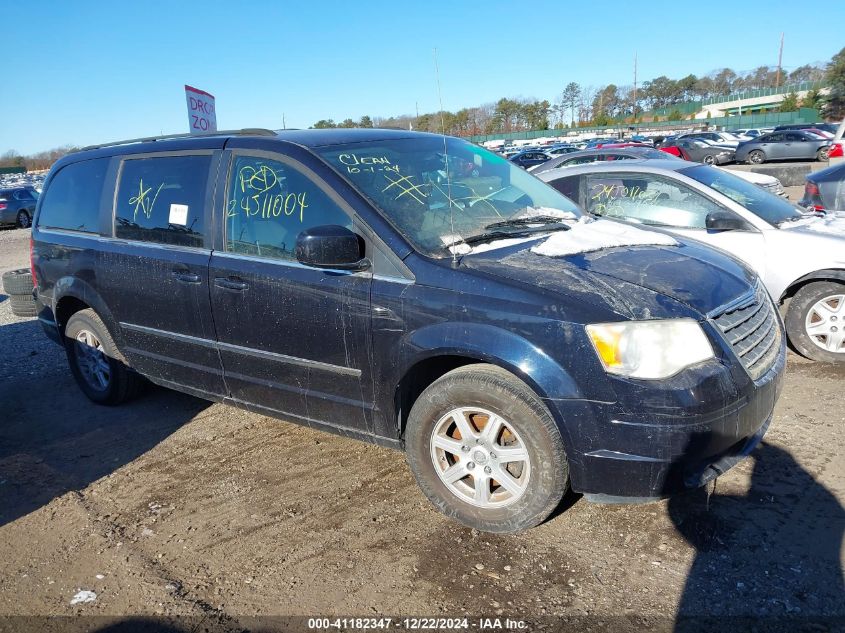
(681, 164), (805, 226)
(315, 136), (583, 257)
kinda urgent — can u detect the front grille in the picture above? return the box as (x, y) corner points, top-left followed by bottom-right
(711, 285), (781, 381)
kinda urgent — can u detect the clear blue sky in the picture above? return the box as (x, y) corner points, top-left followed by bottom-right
(2, 0), (842, 155)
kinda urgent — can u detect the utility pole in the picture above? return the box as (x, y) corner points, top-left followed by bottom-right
(632, 52), (638, 121)
(775, 32), (784, 89)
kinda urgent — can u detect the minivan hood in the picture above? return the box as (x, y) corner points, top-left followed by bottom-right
(461, 236), (756, 320)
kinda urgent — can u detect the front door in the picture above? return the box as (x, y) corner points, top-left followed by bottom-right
(209, 151), (373, 432)
(785, 132), (815, 159)
(96, 151), (226, 398)
(760, 133), (786, 160)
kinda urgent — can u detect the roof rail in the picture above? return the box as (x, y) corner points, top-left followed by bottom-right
(76, 128), (277, 152)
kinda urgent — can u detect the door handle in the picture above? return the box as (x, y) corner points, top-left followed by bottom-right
(172, 271), (201, 284)
(214, 277), (249, 291)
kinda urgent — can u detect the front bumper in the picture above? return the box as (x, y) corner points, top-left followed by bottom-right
(547, 334), (786, 501)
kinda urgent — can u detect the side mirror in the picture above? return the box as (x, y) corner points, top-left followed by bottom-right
(705, 210), (747, 232)
(295, 225), (370, 271)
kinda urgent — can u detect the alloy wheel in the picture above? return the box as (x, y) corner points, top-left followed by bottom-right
(74, 329), (111, 390)
(429, 406), (531, 508)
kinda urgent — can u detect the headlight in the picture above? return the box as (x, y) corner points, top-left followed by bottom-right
(585, 319), (714, 380)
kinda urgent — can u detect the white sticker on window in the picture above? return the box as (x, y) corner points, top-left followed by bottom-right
(169, 204), (189, 225)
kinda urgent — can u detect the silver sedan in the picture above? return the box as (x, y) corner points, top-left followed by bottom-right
(735, 131), (830, 164)
(539, 159), (845, 362)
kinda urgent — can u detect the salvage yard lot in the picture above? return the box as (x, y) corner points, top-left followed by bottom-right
(0, 227), (843, 630)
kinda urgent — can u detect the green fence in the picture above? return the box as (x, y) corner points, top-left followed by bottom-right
(642, 81), (826, 119)
(0, 166), (26, 175)
(468, 109), (821, 143)
(699, 80), (826, 106)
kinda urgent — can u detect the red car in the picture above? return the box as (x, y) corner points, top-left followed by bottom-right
(660, 146), (683, 158)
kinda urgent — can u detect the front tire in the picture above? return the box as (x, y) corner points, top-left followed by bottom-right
(785, 281), (845, 362)
(405, 364), (569, 533)
(703, 155), (715, 165)
(748, 150), (765, 165)
(65, 309), (144, 404)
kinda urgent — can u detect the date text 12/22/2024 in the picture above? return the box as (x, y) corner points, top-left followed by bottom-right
(307, 617), (528, 630)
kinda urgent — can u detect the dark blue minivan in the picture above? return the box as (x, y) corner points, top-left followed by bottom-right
(30, 128), (785, 533)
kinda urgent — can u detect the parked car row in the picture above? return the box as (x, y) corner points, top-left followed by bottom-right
(528, 147), (787, 198)
(505, 129), (836, 173)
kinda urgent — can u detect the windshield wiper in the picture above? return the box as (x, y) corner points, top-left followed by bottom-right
(446, 223), (570, 249)
(484, 215), (574, 230)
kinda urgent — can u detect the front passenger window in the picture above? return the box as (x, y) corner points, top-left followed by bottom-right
(225, 155), (352, 261)
(584, 173), (723, 229)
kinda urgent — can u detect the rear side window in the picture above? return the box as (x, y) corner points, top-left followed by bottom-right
(548, 175), (581, 201)
(115, 155), (210, 248)
(38, 158), (108, 233)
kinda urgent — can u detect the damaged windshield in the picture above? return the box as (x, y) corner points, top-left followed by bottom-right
(314, 136), (582, 257)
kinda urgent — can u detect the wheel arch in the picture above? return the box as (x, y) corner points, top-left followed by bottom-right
(52, 278), (125, 349)
(779, 269), (845, 304)
(393, 323), (583, 447)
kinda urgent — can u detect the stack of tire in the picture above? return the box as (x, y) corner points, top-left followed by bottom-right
(2, 268), (36, 318)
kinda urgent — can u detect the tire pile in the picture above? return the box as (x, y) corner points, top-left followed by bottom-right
(2, 268), (36, 317)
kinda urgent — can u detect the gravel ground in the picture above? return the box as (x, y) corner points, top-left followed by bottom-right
(0, 226), (843, 632)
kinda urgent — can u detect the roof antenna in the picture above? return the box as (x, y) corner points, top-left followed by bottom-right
(434, 47), (458, 265)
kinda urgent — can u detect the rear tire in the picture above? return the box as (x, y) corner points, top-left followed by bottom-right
(405, 364), (569, 533)
(748, 150), (765, 164)
(64, 309), (144, 404)
(703, 155), (715, 165)
(16, 210), (31, 229)
(817, 147), (830, 162)
(785, 281), (845, 362)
